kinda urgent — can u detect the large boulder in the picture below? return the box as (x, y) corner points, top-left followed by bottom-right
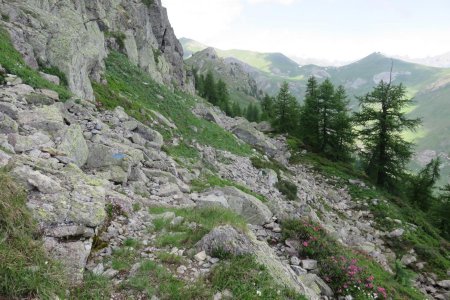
(298, 274), (334, 298)
(0, 112), (18, 134)
(135, 123), (164, 149)
(57, 124), (89, 167)
(195, 225), (253, 256)
(43, 237), (92, 285)
(232, 123), (278, 156)
(11, 165), (62, 194)
(17, 105), (65, 135)
(8, 132), (55, 153)
(195, 186), (273, 225)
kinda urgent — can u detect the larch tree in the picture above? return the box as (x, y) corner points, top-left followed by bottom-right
(354, 79), (421, 188)
(272, 82), (299, 134)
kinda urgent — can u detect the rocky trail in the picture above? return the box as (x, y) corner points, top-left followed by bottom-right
(0, 0), (449, 298)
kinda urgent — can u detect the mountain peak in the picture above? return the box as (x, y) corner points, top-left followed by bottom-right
(198, 47), (219, 59)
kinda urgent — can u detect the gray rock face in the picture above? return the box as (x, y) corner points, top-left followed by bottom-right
(57, 125), (89, 167)
(195, 186), (273, 225)
(43, 237), (92, 285)
(0, 0), (193, 100)
(232, 123), (278, 156)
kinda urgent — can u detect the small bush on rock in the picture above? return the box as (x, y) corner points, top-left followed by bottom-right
(276, 179), (298, 200)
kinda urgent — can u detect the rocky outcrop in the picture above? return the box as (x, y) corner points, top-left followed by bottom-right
(0, 75), (194, 284)
(0, 0), (193, 100)
(196, 225), (321, 299)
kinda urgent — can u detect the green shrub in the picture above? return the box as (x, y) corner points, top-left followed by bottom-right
(276, 179), (298, 200)
(39, 65), (68, 87)
(142, 0), (154, 8)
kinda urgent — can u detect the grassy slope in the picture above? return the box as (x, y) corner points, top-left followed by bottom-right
(94, 52), (252, 157)
(0, 28), (71, 100)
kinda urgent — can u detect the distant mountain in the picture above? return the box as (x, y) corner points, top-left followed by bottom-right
(181, 38), (301, 77)
(289, 55), (351, 67)
(185, 47), (263, 106)
(395, 52), (450, 68)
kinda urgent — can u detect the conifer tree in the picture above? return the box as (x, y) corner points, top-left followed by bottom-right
(261, 94), (275, 120)
(272, 82), (299, 134)
(408, 158), (441, 211)
(231, 102), (242, 117)
(354, 80), (421, 188)
(299, 76), (321, 150)
(317, 79), (335, 152)
(434, 185), (450, 240)
(203, 71), (217, 104)
(328, 85), (354, 161)
(216, 79), (230, 113)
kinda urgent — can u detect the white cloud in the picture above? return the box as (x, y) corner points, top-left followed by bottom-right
(161, 0), (450, 61)
(161, 0), (243, 43)
(247, 0), (297, 5)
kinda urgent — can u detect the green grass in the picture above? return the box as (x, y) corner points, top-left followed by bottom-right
(155, 251), (185, 265)
(0, 169), (66, 299)
(163, 143), (200, 160)
(124, 260), (211, 299)
(70, 272), (112, 300)
(111, 243), (141, 271)
(0, 27), (71, 100)
(93, 51), (252, 157)
(250, 155), (289, 176)
(191, 174), (268, 202)
(148, 206), (247, 248)
(209, 255), (307, 300)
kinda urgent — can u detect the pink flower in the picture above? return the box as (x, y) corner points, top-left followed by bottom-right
(302, 241), (309, 247)
(366, 283), (374, 289)
(367, 275), (374, 282)
(377, 287), (387, 298)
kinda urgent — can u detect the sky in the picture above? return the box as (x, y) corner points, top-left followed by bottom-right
(161, 0), (450, 62)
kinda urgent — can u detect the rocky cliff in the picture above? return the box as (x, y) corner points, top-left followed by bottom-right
(0, 0), (194, 100)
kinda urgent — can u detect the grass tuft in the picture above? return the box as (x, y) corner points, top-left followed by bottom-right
(0, 169), (66, 298)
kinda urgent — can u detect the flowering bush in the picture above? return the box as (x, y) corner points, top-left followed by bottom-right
(321, 256), (387, 299)
(283, 219), (388, 299)
(282, 220), (333, 259)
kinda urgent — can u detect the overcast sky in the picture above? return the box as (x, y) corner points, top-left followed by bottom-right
(161, 0), (450, 62)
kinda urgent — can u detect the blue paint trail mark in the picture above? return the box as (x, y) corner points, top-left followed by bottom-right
(112, 153), (126, 160)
